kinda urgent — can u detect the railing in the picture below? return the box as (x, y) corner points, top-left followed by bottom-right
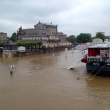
(3, 50), (17, 52)
(87, 56), (110, 63)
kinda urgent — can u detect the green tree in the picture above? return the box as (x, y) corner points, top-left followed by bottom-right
(0, 41), (5, 46)
(66, 35), (76, 43)
(37, 42), (43, 49)
(10, 32), (17, 42)
(76, 33), (92, 43)
(95, 33), (106, 42)
(16, 42), (43, 51)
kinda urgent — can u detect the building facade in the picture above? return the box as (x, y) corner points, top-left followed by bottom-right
(17, 21), (71, 47)
(93, 38), (103, 44)
(105, 36), (110, 42)
(0, 32), (7, 42)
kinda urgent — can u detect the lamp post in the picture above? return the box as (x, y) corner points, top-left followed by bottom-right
(3, 40), (17, 75)
(10, 45), (14, 75)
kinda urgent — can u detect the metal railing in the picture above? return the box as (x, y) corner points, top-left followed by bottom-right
(88, 57), (110, 63)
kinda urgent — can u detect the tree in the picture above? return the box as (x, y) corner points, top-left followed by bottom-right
(66, 35), (76, 43)
(37, 42), (43, 49)
(76, 33), (92, 43)
(95, 33), (106, 42)
(16, 42), (43, 50)
(10, 32), (17, 42)
(0, 41), (5, 46)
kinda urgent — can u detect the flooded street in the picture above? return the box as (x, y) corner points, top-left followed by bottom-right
(0, 50), (110, 110)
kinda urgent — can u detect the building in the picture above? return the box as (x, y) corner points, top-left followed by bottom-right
(17, 21), (71, 47)
(2, 39), (18, 58)
(96, 32), (110, 43)
(0, 32), (7, 42)
(105, 36), (110, 42)
(34, 21), (57, 34)
(93, 38), (103, 44)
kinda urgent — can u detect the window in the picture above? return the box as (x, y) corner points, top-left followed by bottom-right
(100, 48), (109, 50)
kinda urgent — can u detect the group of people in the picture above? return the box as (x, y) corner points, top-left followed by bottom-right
(82, 51), (85, 55)
(101, 54), (108, 61)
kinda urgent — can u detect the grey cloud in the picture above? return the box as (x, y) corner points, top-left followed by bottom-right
(0, 0), (110, 37)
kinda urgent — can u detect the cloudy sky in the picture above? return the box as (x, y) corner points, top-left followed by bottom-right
(0, 0), (110, 37)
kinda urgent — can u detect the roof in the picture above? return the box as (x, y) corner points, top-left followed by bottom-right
(34, 22), (57, 27)
(59, 37), (68, 43)
(41, 22), (56, 26)
(88, 43), (110, 48)
(106, 36), (110, 38)
(23, 28), (51, 37)
(3, 40), (17, 46)
(0, 32), (7, 34)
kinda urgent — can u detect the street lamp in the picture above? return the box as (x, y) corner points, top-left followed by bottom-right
(3, 40), (18, 75)
(10, 45), (14, 75)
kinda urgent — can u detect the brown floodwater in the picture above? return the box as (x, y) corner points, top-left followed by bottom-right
(0, 50), (110, 110)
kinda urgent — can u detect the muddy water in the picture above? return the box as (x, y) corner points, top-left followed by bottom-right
(0, 50), (110, 110)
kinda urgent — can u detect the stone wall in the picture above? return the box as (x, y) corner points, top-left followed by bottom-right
(2, 52), (17, 58)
